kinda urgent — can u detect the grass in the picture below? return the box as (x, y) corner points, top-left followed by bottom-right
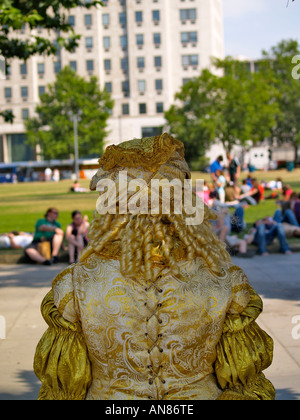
(0, 169), (299, 234)
(0, 179), (97, 233)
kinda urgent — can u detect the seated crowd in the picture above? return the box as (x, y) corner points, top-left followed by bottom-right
(204, 155), (300, 258)
(1, 157), (299, 263)
(0, 208), (90, 266)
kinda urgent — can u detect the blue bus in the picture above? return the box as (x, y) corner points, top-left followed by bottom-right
(0, 166), (17, 183)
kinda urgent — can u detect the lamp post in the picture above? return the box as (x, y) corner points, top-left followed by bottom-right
(67, 110), (82, 179)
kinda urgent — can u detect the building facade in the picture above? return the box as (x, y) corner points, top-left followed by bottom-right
(0, 0), (224, 167)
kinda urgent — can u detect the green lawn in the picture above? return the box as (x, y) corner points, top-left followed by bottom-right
(0, 179), (97, 233)
(0, 169), (299, 234)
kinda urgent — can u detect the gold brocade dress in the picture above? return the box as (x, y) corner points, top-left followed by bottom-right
(34, 252), (275, 400)
(33, 133), (275, 400)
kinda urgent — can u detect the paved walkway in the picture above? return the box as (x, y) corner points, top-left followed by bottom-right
(0, 255), (300, 400)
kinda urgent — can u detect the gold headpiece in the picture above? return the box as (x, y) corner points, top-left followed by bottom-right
(90, 133), (191, 191)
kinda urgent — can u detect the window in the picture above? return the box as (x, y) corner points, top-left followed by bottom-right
(68, 15), (75, 26)
(119, 12), (127, 25)
(20, 62), (27, 75)
(103, 36), (111, 49)
(38, 86), (46, 96)
(156, 102), (164, 113)
(22, 108), (29, 120)
(102, 14), (110, 26)
(190, 54), (198, 65)
(183, 78), (192, 85)
(86, 60), (94, 71)
(54, 61), (61, 74)
(136, 34), (144, 46)
(120, 35), (128, 49)
(180, 8), (197, 21)
(69, 61), (77, 72)
(181, 32), (198, 44)
(6, 133), (35, 162)
(122, 104), (130, 115)
(104, 59), (111, 71)
(152, 10), (160, 21)
(138, 80), (146, 92)
(155, 79), (163, 90)
(4, 87), (12, 98)
(85, 37), (93, 49)
(84, 14), (92, 26)
(137, 57), (145, 69)
(139, 103), (147, 114)
(181, 31), (197, 43)
(135, 11), (143, 23)
(37, 63), (45, 74)
(21, 86), (28, 98)
(142, 127), (162, 137)
(154, 56), (162, 67)
(5, 64), (11, 77)
(121, 58), (129, 71)
(182, 54), (198, 66)
(105, 82), (112, 93)
(122, 80), (130, 95)
(153, 33), (161, 45)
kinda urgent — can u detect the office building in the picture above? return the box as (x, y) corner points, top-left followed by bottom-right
(0, 0), (224, 167)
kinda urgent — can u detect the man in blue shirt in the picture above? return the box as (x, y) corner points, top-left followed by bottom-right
(210, 155), (224, 184)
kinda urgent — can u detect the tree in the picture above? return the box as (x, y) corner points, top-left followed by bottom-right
(212, 57), (280, 153)
(25, 66), (114, 161)
(165, 59), (279, 165)
(0, 0), (102, 60)
(261, 39), (300, 165)
(0, 0), (102, 122)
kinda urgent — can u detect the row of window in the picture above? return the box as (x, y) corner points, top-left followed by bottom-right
(66, 8), (197, 29)
(5, 53), (198, 83)
(2, 108), (31, 120)
(4, 86), (30, 99)
(5, 52), (198, 84)
(1, 102), (164, 121)
(3, 77), (195, 101)
(3, 77), (165, 100)
(121, 102), (164, 115)
(104, 79), (164, 93)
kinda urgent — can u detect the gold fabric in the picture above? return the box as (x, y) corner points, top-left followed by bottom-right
(33, 133), (275, 400)
(33, 290), (92, 400)
(97, 133), (186, 173)
(90, 133), (191, 191)
(34, 254), (275, 400)
(215, 288), (275, 400)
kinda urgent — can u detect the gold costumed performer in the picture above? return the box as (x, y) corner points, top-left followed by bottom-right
(33, 133), (275, 400)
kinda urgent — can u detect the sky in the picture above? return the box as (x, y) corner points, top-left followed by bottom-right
(222, 0), (300, 59)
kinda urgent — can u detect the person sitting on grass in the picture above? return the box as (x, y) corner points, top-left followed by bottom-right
(248, 217), (292, 256)
(25, 208), (64, 265)
(0, 231), (33, 249)
(239, 179), (261, 206)
(66, 211), (89, 264)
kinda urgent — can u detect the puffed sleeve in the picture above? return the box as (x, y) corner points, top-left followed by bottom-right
(215, 266), (275, 400)
(33, 267), (92, 400)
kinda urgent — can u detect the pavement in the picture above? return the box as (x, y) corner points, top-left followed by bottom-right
(0, 255), (300, 400)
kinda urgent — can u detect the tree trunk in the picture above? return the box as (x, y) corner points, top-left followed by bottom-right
(294, 143), (299, 167)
